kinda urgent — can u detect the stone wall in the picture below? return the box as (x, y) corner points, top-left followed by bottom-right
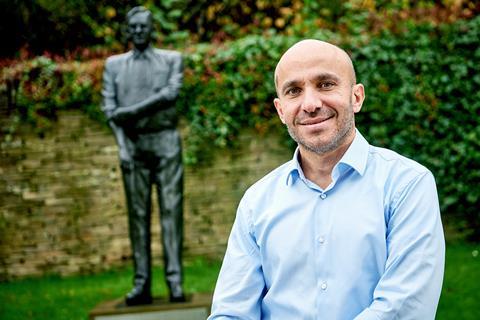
(0, 111), (290, 280)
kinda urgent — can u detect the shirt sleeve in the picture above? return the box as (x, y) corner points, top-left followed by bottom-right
(354, 171), (445, 320)
(208, 196), (266, 320)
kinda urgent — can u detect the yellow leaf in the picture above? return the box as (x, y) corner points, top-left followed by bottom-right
(275, 18), (285, 28)
(105, 7), (116, 19)
(262, 17), (272, 28)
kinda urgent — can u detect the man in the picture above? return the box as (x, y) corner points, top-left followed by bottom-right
(208, 40), (445, 319)
(101, 6), (185, 305)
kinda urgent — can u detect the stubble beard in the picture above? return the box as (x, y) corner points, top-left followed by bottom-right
(286, 104), (355, 155)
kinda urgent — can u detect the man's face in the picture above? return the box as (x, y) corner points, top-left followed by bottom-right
(128, 12), (152, 50)
(274, 41), (364, 155)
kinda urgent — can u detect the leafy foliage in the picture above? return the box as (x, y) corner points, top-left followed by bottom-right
(1, 57), (104, 135)
(3, 0), (478, 59)
(349, 17), (480, 240)
(1, 0), (141, 58)
(1, 15), (480, 239)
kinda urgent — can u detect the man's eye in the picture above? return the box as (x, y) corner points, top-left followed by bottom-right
(319, 82), (335, 89)
(286, 87), (301, 96)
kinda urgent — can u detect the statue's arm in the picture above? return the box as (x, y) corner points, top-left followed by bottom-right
(101, 59), (118, 120)
(102, 59), (134, 163)
(109, 121), (134, 163)
(111, 52), (184, 123)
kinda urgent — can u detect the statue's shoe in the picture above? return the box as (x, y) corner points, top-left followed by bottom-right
(169, 282), (186, 303)
(125, 286), (153, 306)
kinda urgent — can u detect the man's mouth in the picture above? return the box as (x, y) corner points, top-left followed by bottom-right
(298, 115), (334, 126)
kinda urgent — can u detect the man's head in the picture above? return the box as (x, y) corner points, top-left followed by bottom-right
(126, 6), (153, 51)
(273, 39), (365, 155)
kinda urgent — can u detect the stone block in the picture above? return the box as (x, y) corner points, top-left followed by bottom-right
(89, 293), (212, 320)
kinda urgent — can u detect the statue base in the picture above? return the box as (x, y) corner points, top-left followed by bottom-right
(89, 293), (212, 320)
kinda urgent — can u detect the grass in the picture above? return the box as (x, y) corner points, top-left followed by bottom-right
(0, 243), (479, 320)
(0, 257), (222, 320)
(436, 242), (480, 320)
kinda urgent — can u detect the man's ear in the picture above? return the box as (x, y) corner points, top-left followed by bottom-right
(351, 84), (365, 113)
(273, 98), (286, 124)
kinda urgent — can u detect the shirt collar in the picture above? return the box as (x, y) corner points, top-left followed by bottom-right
(337, 129), (369, 177)
(285, 129), (369, 186)
(285, 148), (302, 186)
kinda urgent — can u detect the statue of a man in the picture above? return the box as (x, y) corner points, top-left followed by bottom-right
(101, 6), (185, 305)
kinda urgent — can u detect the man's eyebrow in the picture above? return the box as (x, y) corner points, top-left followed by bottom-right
(313, 73), (341, 83)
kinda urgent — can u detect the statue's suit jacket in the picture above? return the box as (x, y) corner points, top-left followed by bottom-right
(102, 47), (183, 135)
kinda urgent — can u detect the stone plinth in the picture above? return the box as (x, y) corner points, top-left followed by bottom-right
(89, 293), (212, 320)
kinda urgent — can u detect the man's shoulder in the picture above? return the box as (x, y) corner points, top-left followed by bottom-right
(369, 145), (429, 174)
(367, 144), (434, 194)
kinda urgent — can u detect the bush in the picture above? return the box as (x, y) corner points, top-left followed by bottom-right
(1, 16), (479, 240)
(1, 57), (104, 135)
(177, 33), (300, 164)
(5, 1), (477, 59)
(349, 17), (480, 240)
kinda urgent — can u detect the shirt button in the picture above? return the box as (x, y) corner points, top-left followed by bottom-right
(320, 193), (327, 200)
(318, 236), (325, 244)
(321, 282), (327, 290)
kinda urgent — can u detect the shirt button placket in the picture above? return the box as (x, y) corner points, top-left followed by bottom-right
(316, 191), (328, 303)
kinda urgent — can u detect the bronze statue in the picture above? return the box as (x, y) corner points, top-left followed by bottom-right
(101, 6), (185, 305)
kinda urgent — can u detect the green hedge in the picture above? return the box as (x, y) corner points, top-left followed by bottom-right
(349, 17), (480, 240)
(1, 57), (104, 135)
(10, 0), (471, 58)
(1, 16), (479, 239)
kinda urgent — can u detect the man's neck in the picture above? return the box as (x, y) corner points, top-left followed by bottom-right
(299, 130), (356, 189)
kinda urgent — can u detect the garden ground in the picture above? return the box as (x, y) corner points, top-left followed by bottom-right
(0, 242), (478, 319)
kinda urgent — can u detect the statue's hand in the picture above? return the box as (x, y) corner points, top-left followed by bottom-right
(119, 146), (132, 163)
(111, 108), (130, 125)
(104, 108), (114, 121)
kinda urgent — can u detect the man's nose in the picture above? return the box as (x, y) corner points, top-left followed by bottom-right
(301, 87), (321, 113)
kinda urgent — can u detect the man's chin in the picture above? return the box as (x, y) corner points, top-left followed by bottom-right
(292, 136), (332, 155)
(292, 131), (345, 155)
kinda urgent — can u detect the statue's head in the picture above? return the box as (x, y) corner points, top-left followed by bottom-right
(126, 6), (153, 51)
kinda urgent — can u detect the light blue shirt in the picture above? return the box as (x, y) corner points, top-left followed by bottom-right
(209, 130), (445, 320)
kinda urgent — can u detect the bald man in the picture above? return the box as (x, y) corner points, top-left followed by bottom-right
(208, 40), (445, 319)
